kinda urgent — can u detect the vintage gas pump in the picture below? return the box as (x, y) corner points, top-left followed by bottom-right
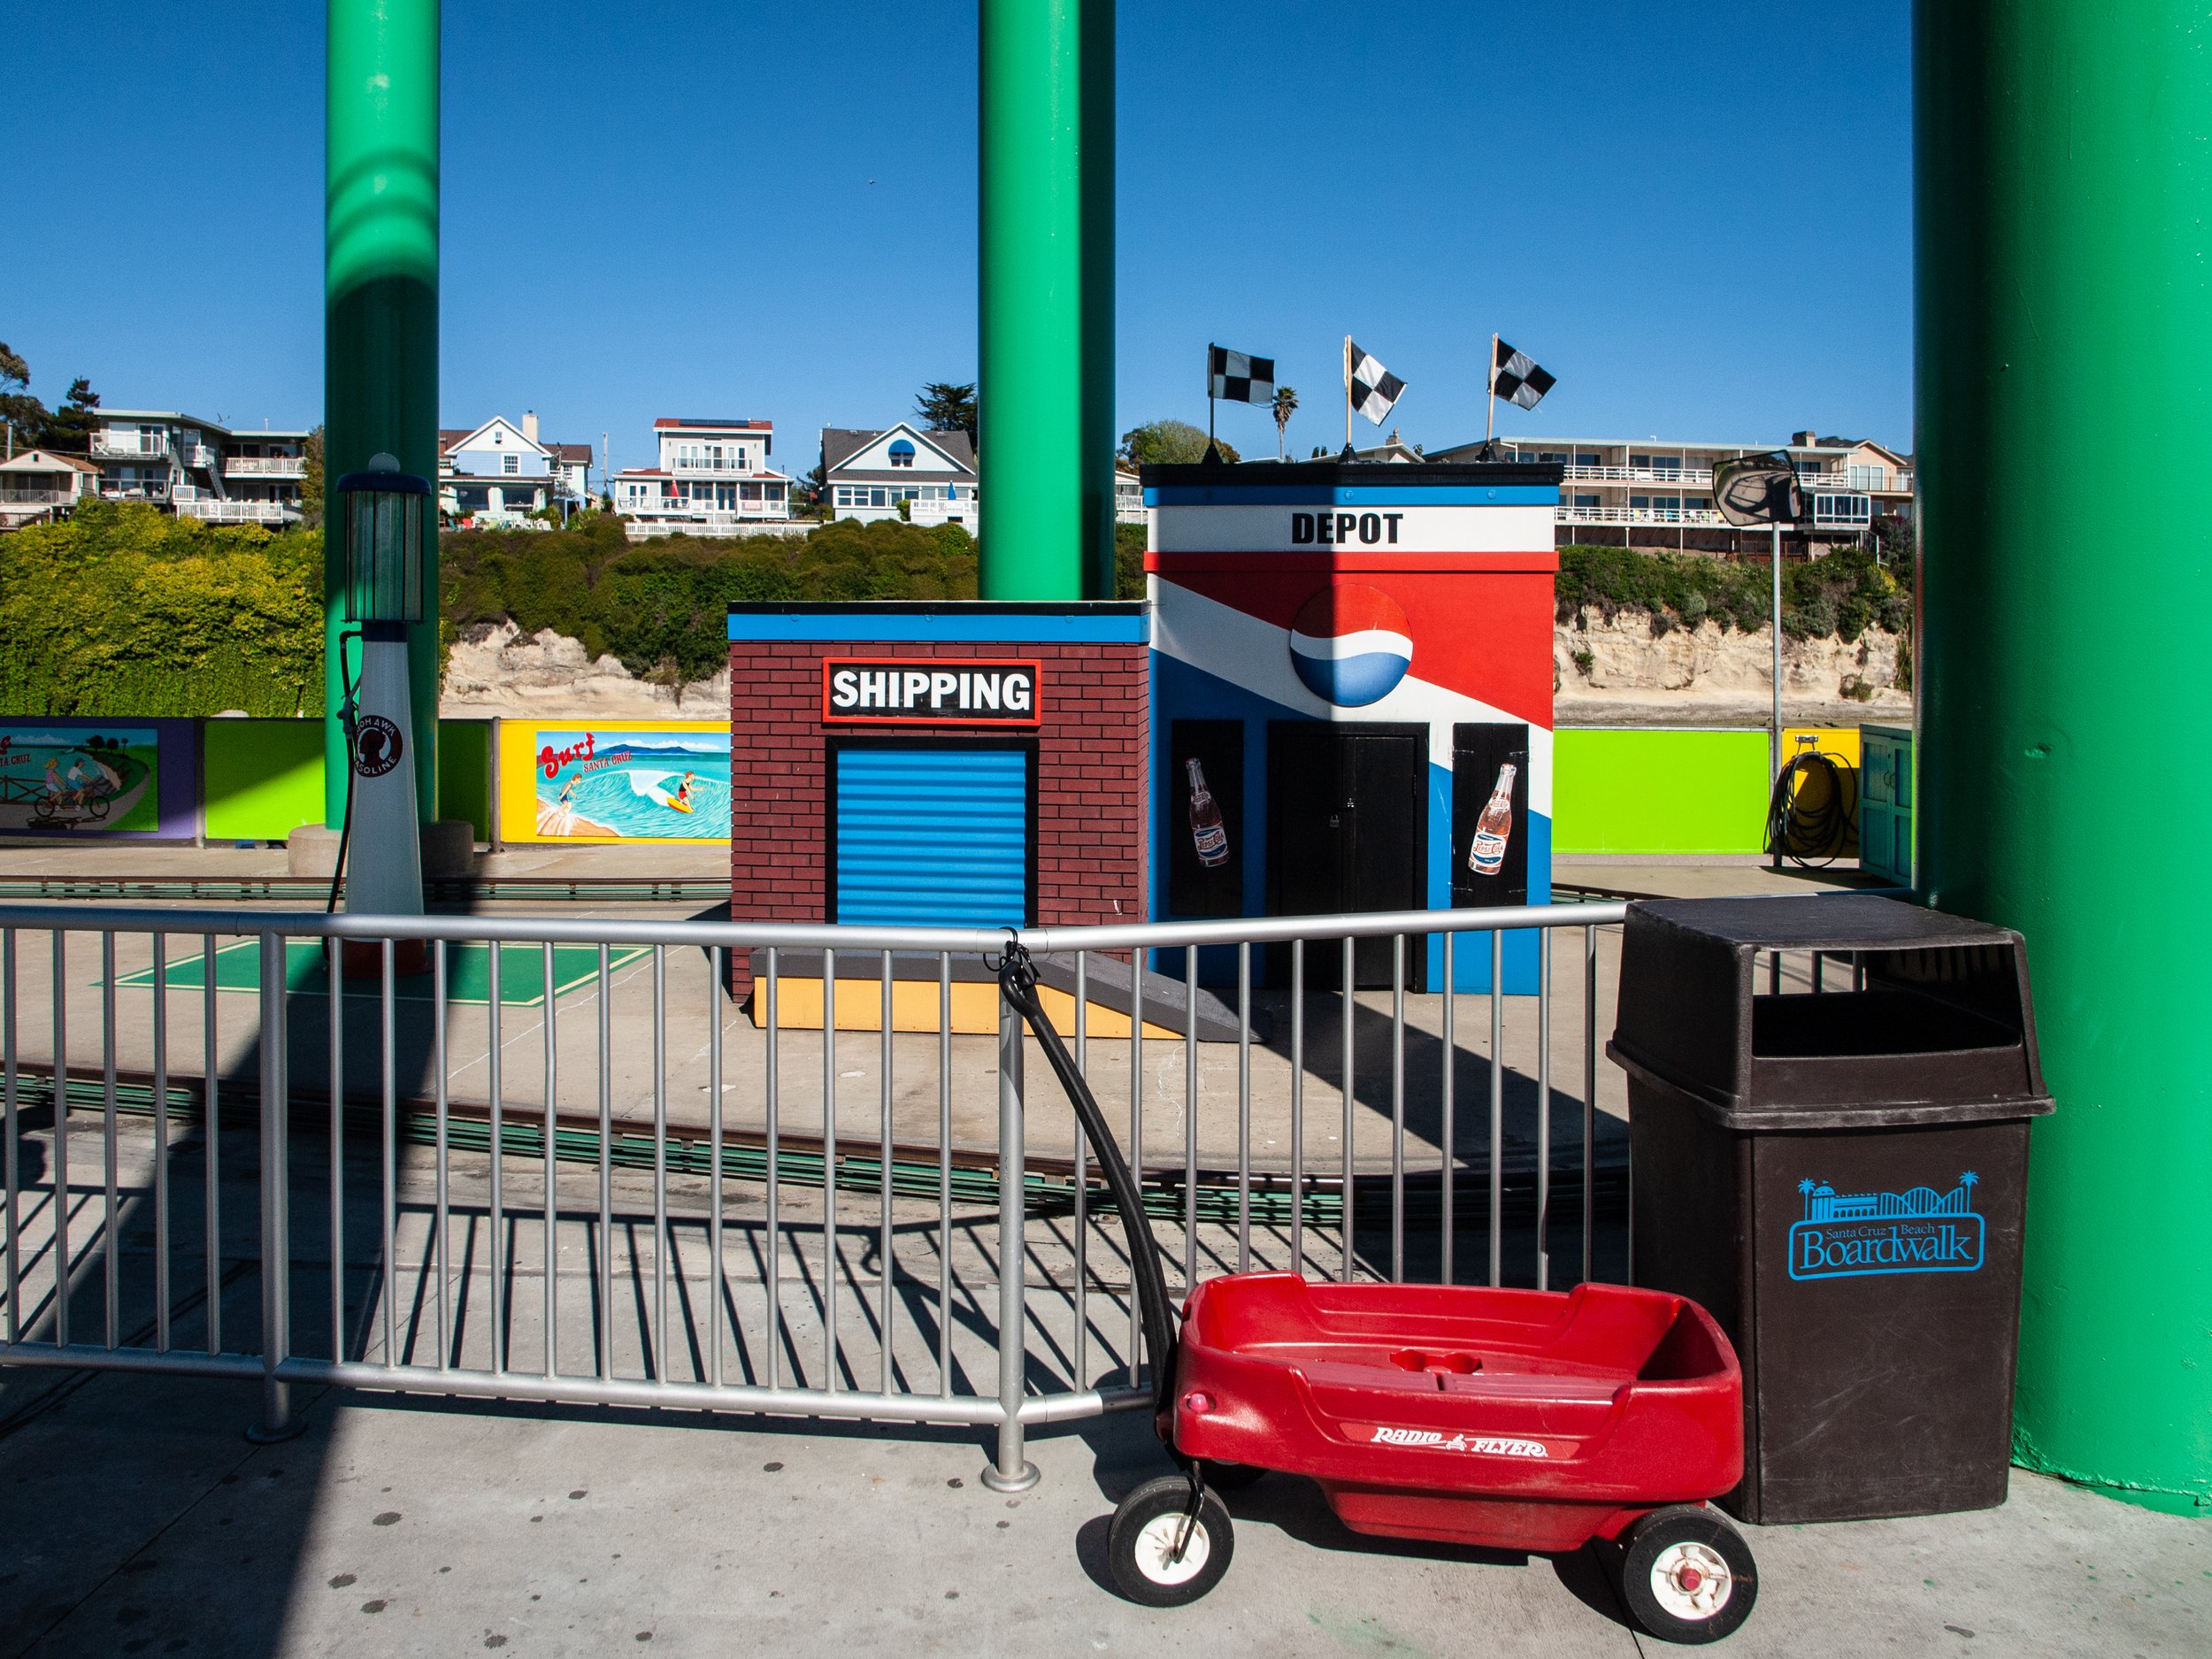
(333, 456), (430, 960)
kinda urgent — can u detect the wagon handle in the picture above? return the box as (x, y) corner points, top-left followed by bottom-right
(996, 940), (1182, 1417)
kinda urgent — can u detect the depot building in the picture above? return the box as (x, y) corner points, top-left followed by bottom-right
(723, 459), (1562, 1008)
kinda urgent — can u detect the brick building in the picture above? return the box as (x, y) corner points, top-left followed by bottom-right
(725, 602), (1148, 999)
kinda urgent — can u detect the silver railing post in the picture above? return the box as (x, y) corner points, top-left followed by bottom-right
(982, 991), (1038, 1492)
(249, 929), (303, 1442)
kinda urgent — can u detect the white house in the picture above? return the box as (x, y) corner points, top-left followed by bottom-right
(1115, 467), (1143, 525)
(0, 448), (99, 529)
(439, 411), (591, 526)
(821, 423), (977, 526)
(86, 411), (310, 526)
(612, 417), (795, 537)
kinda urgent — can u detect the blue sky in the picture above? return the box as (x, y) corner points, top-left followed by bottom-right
(1, 1), (1910, 476)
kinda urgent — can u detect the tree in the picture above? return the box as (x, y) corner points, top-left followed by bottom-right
(41, 377), (101, 456)
(915, 381), (978, 441)
(1117, 419), (1237, 469)
(1271, 385), (1299, 460)
(0, 341), (46, 457)
(299, 425), (326, 527)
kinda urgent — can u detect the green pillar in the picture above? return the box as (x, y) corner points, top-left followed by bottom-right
(979, 0), (1113, 602)
(326, 0), (440, 826)
(1917, 2), (2212, 1512)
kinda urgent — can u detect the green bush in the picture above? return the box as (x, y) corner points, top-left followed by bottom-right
(1555, 541), (1911, 643)
(440, 514), (981, 684)
(0, 502), (325, 716)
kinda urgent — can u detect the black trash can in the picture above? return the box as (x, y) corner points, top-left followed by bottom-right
(1608, 894), (2054, 1525)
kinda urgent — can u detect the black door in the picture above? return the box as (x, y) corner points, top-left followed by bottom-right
(1266, 722), (1427, 989)
(1451, 721), (1531, 910)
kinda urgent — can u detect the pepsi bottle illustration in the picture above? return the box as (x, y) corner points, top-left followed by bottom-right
(1187, 758), (1229, 867)
(1467, 763), (1516, 877)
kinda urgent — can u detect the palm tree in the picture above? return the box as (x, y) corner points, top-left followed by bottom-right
(1271, 384), (1299, 460)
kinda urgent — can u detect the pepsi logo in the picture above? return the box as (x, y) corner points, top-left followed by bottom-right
(1288, 586), (1414, 707)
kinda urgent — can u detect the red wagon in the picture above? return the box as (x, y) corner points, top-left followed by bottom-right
(998, 943), (1759, 1645)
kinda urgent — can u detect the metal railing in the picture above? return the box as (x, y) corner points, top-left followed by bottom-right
(1556, 504), (1729, 526)
(225, 456), (306, 477)
(90, 433), (170, 459)
(621, 506), (794, 526)
(667, 458), (765, 475)
(0, 899), (1647, 1483)
(175, 500), (300, 526)
(1558, 463), (1718, 486)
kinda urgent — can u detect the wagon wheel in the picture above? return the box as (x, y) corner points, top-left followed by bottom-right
(1615, 1505), (1758, 1644)
(1107, 1474), (1234, 1608)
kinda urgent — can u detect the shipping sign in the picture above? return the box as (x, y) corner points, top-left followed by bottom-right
(823, 659), (1042, 726)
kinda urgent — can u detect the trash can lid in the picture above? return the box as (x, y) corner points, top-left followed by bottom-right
(1611, 894), (2051, 1120)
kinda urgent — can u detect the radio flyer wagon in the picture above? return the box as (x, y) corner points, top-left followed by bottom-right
(996, 942), (1759, 1645)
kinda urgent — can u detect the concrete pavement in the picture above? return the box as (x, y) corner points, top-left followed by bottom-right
(2, 1358), (2206, 1658)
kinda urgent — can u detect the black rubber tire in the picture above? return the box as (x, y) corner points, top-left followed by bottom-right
(1107, 1474), (1235, 1608)
(1616, 1505), (1758, 1645)
(1201, 1460), (1268, 1490)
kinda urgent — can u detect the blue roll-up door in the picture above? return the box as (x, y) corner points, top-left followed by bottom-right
(833, 746), (1030, 926)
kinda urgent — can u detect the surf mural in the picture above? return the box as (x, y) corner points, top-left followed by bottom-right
(527, 726), (731, 841)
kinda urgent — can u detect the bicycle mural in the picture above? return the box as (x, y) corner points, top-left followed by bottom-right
(0, 726), (160, 832)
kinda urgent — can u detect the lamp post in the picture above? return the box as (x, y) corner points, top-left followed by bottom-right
(334, 455), (430, 954)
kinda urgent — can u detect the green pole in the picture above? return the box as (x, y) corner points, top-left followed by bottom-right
(1917, 1), (2212, 1512)
(979, 0), (1111, 602)
(326, 0), (440, 826)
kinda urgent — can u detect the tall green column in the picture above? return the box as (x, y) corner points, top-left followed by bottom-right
(326, 0), (440, 825)
(979, 0), (1113, 601)
(1917, 2), (2212, 1512)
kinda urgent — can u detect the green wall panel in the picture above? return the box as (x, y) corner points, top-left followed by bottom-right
(1553, 729), (1769, 856)
(203, 718), (493, 843)
(203, 719), (324, 842)
(437, 718), (491, 841)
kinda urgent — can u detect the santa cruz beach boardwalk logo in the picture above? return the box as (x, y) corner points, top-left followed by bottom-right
(1788, 1172), (1985, 1281)
(1288, 585), (1413, 708)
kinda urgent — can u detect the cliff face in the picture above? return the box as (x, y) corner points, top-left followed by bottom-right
(442, 613), (1913, 729)
(440, 620), (728, 718)
(1555, 607), (1911, 726)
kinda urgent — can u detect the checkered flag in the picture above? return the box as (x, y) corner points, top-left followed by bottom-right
(1208, 345), (1275, 405)
(1348, 342), (1407, 426)
(1492, 338), (1555, 411)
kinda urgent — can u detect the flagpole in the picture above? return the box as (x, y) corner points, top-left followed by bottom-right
(1343, 335), (1353, 452)
(1207, 343), (1217, 451)
(1486, 331), (1499, 443)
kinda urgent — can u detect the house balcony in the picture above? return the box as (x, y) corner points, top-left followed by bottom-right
(100, 483), (170, 503)
(1556, 501), (1880, 534)
(0, 488), (70, 506)
(667, 458), (765, 475)
(175, 499), (300, 526)
(227, 455), (307, 479)
(1560, 463), (1718, 486)
(1557, 504), (1731, 528)
(91, 432), (170, 460)
(180, 443), (217, 470)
